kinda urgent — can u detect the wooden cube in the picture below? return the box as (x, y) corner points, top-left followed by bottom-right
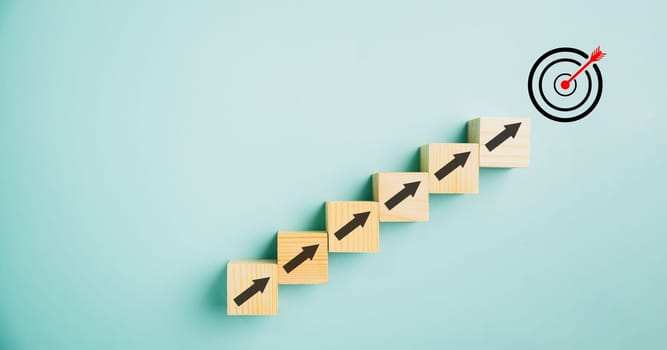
(227, 260), (278, 316)
(372, 172), (429, 222)
(326, 201), (380, 252)
(420, 143), (480, 194)
(277, 231), (328, 284)
(468, 117), (530, 168)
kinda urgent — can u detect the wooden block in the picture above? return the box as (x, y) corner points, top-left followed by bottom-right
(227, 260), (278, 316)
(372, 172), (429, 222)
(277, 231), (328, 284)
(326, 201), (379, 252)
(420, 143), (480, 194)
(468, 117), (530, 168)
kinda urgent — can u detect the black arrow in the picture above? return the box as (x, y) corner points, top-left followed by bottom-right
(283, 244), (319, 273)
(233, 277), (270, 306)
(434, 152), (471, 181)
(333, 211), (371, 240)
(384, 181), (420, 210)
(485, 122), (522, 152)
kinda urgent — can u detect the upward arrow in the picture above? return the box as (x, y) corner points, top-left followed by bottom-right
(334, 211), (371, 240)
(283, 244), (319, 273)
(434, 152), (471, 181)
(384, 181), (421, 210)
(233, 277), (270, 307)
(485, 122), (522, 152)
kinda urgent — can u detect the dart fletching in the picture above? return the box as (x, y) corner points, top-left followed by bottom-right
(590, 46), (606, 62)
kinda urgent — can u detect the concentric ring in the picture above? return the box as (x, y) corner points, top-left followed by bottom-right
(528, 47), (603, 123)
(538, 58), (591, 112)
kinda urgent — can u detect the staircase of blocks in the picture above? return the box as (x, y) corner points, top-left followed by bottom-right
(227, 117), (531, 315)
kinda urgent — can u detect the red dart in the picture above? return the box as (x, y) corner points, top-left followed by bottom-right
(560, 46), (606, 90)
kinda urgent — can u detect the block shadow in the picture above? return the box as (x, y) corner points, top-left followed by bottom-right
(205, 264), (228, 314)
(398, 147), (421, 172)
(0, 316), (13, 350)
(350, 175), (373, 201)
(454, 122), (468, 142)
(302, 202), (325, 231)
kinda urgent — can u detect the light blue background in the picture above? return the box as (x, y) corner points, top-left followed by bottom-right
(1, 1), (665, 349)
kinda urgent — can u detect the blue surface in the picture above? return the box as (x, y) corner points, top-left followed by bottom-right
(1, 1), (666, 349)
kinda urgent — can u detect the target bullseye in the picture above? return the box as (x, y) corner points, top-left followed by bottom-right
(528, 46), (606, 123)
(554, 73), (576, 97)
(560, 80), (571, 90)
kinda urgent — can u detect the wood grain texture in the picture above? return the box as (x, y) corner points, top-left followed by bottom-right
(277, 231), (328, 284)
(326, 201), (379, 252)
(468, 117), (531, 168)
(420, 143), (480, 194)
(227, 260), (278, 316)
(372, 172), (429, 222)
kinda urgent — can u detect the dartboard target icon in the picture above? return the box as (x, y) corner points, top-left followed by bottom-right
(528, 46), (606, 122)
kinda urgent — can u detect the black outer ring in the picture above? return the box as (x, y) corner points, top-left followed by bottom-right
(539, 58), (591, 111)
(528, 47), (603, 123)
(554, 73), (576, 97)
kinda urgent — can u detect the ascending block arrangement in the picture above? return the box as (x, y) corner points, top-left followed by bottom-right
(420, 143), (480, 194)
(227, 260), (278, 315)
(326, 201), (380, 252)
(372, 172), (429, 222)
(277, 231), (328, 284)
(468, 117), (530, 168)
(226, 117), (533, 316)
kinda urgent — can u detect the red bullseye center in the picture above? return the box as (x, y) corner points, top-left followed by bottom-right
(560, 80), (571, 90)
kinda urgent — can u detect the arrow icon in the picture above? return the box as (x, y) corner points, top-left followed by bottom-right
(434, 152), (471, 181)
(384, 181), (420, 210)
(333, 211), (371, 240)
(485, 122), (521, 152)
(283, 244), (319, 273)
(233, 277), (270, 306)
